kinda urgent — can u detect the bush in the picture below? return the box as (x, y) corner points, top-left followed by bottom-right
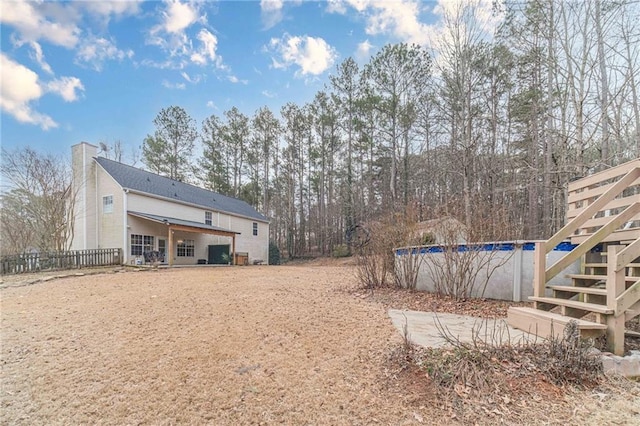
(332, 244), (350, 258)
(269, 241), (281, 265)
(354, 213), (423, 290)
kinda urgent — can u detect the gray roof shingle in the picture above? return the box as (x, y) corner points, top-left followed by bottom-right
(96, 157), (268, 222)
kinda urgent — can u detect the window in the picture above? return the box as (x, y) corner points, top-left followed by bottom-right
(131, 234), (154, 256)
(205, 211), (212, 225)
(103, 195), (113, 213)
(253, 222), (258, 236)
(177, 239), (195, 257)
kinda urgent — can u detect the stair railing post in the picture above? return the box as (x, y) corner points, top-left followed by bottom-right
(533, 241), (546, 300)
(606, 245), (625, 355)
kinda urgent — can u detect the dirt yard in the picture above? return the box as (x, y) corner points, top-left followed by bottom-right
(1, 264), (638, 425)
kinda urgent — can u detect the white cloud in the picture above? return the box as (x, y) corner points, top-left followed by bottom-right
(80, 1), (143, 19)
(0, 53), (83, 130)
(46, 76), (85, 102)
(260, 0), (303, 29)
(148, 0), (204, 56)
(180, 71), (201, 84)
(227, 75), (248, 84)
(268, 34), (338, 76)
(162, 80), (186, 90)
(190, 29), (222, 67)
(76, 35), (134, 71)
(206, 100), (218, 109)
(355, 39), (374, 61)
(162, 0), (202, 34)
(326, 0), (347, 14)
(261, 90), (276, 98)
(0, 53), (55, 129)
(28, 41), (53, 74)
(328, 0), (498, 48)
(0, 0), (80, 48)
(260, 0), (284, 29)
(147, 3), (227, 71)
(326, 0), (428, 45)
(363, 0), (429, 45)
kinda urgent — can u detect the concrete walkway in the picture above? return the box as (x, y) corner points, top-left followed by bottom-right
(388, 309), (640, 377)
(388, 309), (535, 348)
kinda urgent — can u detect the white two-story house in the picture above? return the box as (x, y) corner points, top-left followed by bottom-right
(71, 142), (269, 265)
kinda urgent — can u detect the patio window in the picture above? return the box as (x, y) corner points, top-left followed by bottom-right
(205, 211), (212, 225)
(131, 234), (154, 256)
(177, 239), (195, 257)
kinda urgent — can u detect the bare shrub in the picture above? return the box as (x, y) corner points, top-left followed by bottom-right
(416, 198), (519, 299)
(421, 241), (514, 299)
(354, 213), (421, 289)
(414, 318), (604, 391)
(387, 318), (606, 422)
(393, 247), (424, 290)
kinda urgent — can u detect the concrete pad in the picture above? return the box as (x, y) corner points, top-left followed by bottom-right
(388, 309), (535, 348)
(389, 309), (640, 378)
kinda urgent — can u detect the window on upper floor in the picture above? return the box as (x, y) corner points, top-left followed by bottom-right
(205, 211), (212, 226)
(103, 195), (113, 213)
(253, 222), (258, 236)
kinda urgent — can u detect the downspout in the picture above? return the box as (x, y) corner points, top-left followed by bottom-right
(95, 161), (99, 248)
(123, 188), (129, 264)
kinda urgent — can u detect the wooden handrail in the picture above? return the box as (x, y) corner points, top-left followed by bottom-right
(616, 237), (640, 270)
(545, 202), (640, 281)
(568, 158), (640, 192)
(545, 167), (640, 253)
(616, 280), (640, 315)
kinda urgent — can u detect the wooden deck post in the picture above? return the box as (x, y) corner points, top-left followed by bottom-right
(606, 245), (625, 355)
(533, 242), (546, 302)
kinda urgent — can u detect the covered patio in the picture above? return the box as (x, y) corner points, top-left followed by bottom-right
(128, 211), (240, 266)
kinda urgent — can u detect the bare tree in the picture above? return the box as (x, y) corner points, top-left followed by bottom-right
(0, 147), (76, 254)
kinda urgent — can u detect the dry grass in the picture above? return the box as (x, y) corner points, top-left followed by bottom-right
(1, 263), (638, 425)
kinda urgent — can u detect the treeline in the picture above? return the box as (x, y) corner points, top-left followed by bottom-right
(137, 1), (638, 257)
(3, 0), (638, 258)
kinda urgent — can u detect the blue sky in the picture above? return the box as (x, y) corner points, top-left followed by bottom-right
(1, 0), (497, 158)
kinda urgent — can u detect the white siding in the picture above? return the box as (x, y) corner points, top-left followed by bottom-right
(96, 166), (124, 250)
(127, 192), (269, 265)
(71, 143), (98, 250)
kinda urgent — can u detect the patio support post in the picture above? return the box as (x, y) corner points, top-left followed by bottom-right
(232, 235), (236, 266)
(168, 226), (174, 267)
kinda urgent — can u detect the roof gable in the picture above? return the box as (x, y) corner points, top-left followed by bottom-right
(95, 157), (268, 222)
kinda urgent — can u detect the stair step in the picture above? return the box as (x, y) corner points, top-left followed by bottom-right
(583, 263), (640, 268)
(546, 285), (607, 295)
(528, 296), (614, 314)
(507, 307), (607, 339)
(567, 274), (639, 282)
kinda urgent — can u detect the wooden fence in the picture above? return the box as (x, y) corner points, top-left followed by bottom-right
(1, 248), (122, 275)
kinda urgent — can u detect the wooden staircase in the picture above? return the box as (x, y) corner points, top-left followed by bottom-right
(508, 159), (640, 355)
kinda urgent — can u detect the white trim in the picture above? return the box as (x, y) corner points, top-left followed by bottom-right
(95, 166), (99, 247)
(82, 143), (87, 249)
(123, 189), (128, 264)
(102, 194), (114, 213)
